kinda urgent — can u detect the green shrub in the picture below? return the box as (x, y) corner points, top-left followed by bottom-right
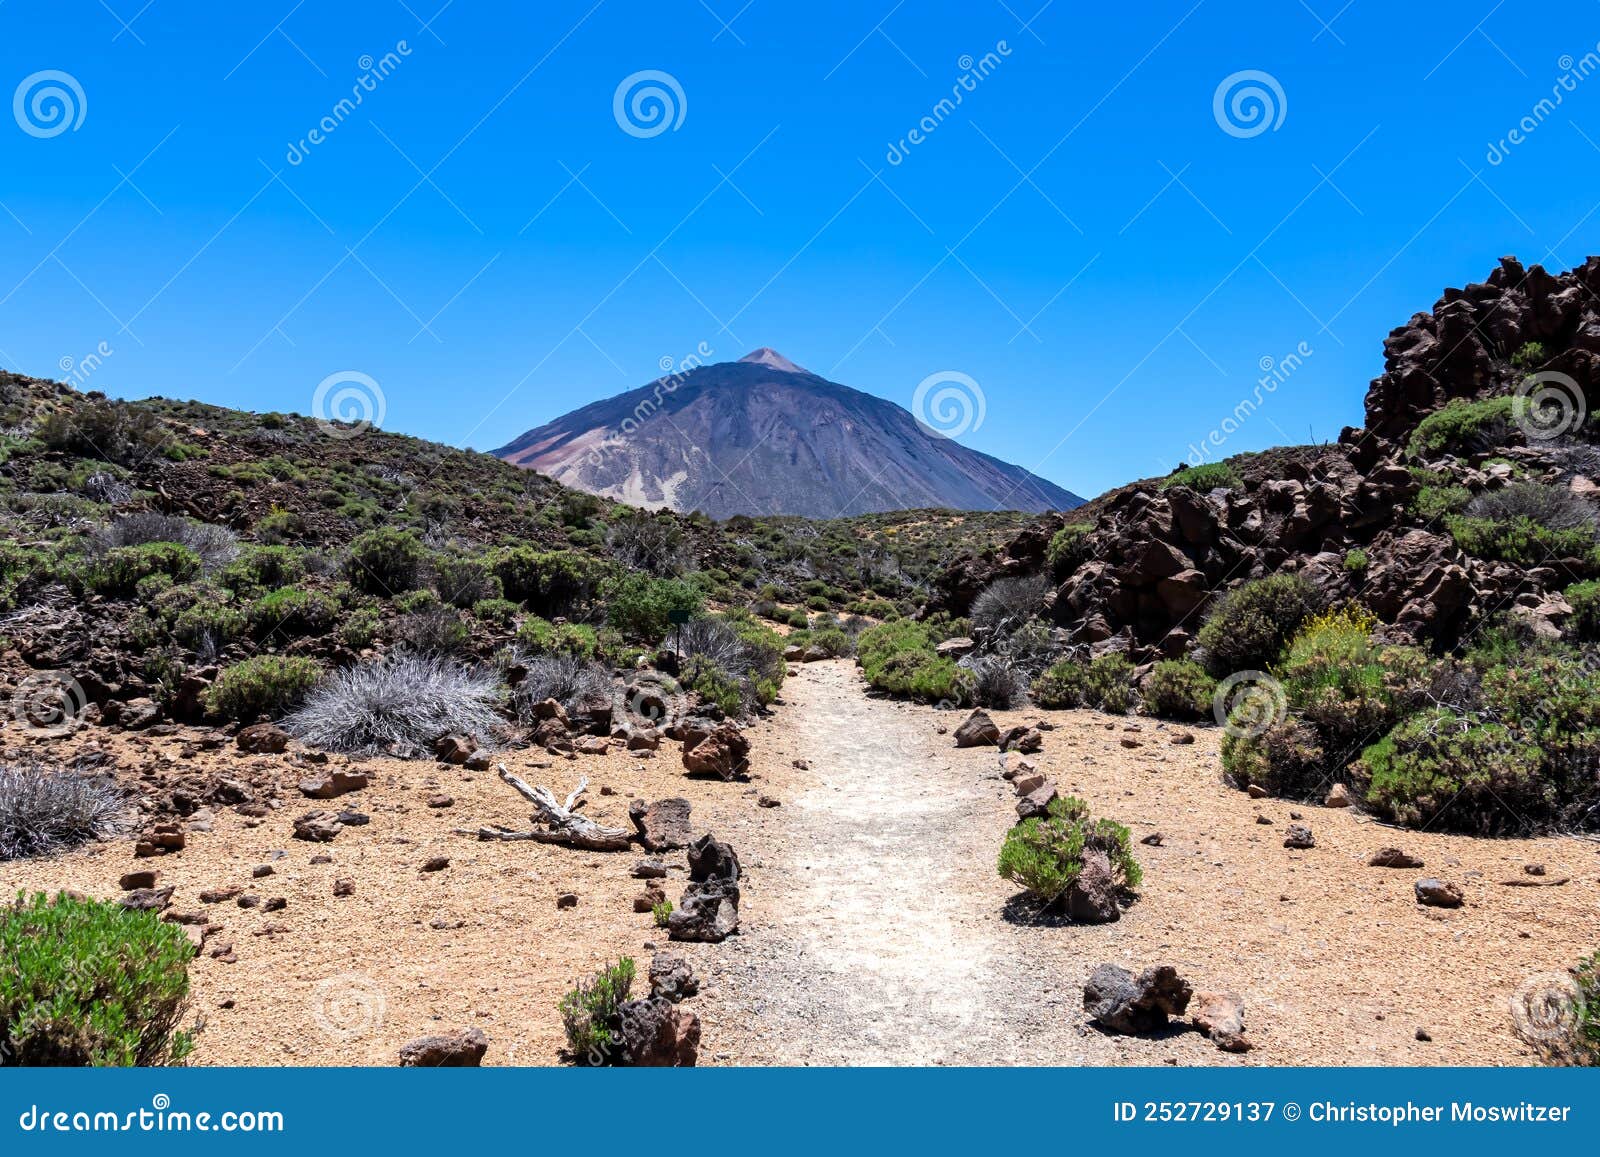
(854, 620), (966, 702)
(1407, 396), (1515, 458)
(432, 555), (502, 609)
(1221, 719), (1327, 797)
(1141, 659), (1216, 720)
(784, 608), (811, 630)
(516, 617), (599, 658)
(87, 543), (201, 596)
(345, 527), (426, 595)
(1445, 514), (1599, 568)
(1354, 709), (1547, 834)
(1510, 340), (1547, 370)
(1, 892), (194, 1066)
(219, 545), (303, 594)
(1196, 574), (1318, 676)
(652, 901), (673, 928)
(1342, 548), (1369, 574)
(558, 957), (635, 1066)
(1161, 461), (1241, 491)
(604, 573), (704, 642)
(1031, 653), (1134, 712)
(341, 607), (380, 650)
(206, 655), (322, 721)
(1045, 522), (1095, 579)
(472, 597), (520, 627)
(1277, 608), (1436, 767)
(1412, 485), (1472, 520)
(249, 586), (338, 637)
(1567, 580), (1600, 641)
(171, 600), (247, 649)
(493, 548), (606, 616)
(997, 796), (1141, 908)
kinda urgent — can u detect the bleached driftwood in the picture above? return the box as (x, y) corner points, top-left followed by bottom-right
(456, 764), (630, 851)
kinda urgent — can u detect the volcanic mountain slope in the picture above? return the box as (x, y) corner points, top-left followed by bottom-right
(494, 350), (1084, 519)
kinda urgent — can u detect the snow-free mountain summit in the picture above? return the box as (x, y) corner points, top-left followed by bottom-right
(493, 350), (1084, 518)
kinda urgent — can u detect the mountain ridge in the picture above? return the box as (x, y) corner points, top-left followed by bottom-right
(493, 351), (1084, 519)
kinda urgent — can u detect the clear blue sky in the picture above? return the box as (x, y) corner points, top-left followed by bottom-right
(3, 0), (1598, 499)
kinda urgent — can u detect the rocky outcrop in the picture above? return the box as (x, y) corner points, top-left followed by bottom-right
(667, 833), (740, 943)
(1083, 964), (1193, 1034)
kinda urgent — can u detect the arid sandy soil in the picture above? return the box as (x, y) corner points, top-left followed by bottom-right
(4, 659), (1596, 1065)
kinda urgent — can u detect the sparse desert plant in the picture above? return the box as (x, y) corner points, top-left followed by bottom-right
(652, 901), (673, 928)
(1465, 481), (1597, 532)
(206, 655), (322, 721)
(0, 766), (126, 860)
(964, 654), (1026, 709)
(516, 616), (599, 658)
(284, 653), (503, 757)
(1412, 484), (1473, 520)
(970, 574), (1049, 636)
(513, 652), (611, 718)
(472, 596), (520, 627)
(1221, 718), (1328, 798)
(1140, 659), (1217, 721)
(606, 510), (689, 576)
(248, 585), (339, 637)
(1445, 513), (1599, 568)
(493, 547), (607, 617)
(1, 892), (195, 1066)
(397, 606), (472, 656)
(558, 957), (635, 1066)
(1511, 340), (1547, 370)
(91, 512), (239, 571)
(1342, 548), (1369, 574)
(997, 795), (1141, 907)
(1196, 573), (1319, 676)
(855, 620), (967, 702)
(85, 543), (202, 596)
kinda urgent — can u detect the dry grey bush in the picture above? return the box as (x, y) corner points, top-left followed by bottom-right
(285, 654), (503, 757)
(0, 765), (127, 860)
(91, 511), (240, 570)
(513, 652), (612, 718)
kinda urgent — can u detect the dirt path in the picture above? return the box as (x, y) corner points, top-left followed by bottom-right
(703, 660), (1600, 1066)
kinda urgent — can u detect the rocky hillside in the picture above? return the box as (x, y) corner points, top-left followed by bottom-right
(934, 256), (1600, 661)
(494, 350), (1084, 519)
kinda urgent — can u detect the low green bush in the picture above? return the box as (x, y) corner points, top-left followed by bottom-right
(1407, 396), (1515, 458)
(1, 892), (194, 1066)
(1353, 709), (1547, 835)
(855, 620), (966, 702)
(249, 586), (338, 637)
(1045, 522), (1095, 579)
(493, 548), (607, 616)
(1221, 718), (1328, 798)
(472, 597), (520, 627)
(432, 555), (502, 609)
(516, 617), (599, 658)
(1342, 548), (1369, 574)
(1161, 461), (1241, 491)
(1196, 574), (1319, 676)
(604, 573), (704, 642)
(1445, 514), (1599, 568)
(345, 527), (426, 595)
(1567, 580), (1600, 642)
(1412, 484), (1472, 520)
(206, 655), (322, 721)
(1032, 654), (1134, 712)
(997, 796), (1141, 908)
(558, 957), (635, 1066)
(1140, 659), (1216, 720)
(86, 543), (201, 596)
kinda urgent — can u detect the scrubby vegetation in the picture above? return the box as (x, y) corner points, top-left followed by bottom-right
(558, 957), (635, 1066)
(1, 892), (194, 1066)
(0, 766), (126, 860)
(856, 620), (966, 703)
(1160, 461), (1241, 491)
(1031, 654), (1134, 713)
(1196, 574), (1320, 676)
(285, 654), (503, 756)
(1140, 659), (1217, 720)
(206, 655), (322, 721)
(997, 796), (1141, 907)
